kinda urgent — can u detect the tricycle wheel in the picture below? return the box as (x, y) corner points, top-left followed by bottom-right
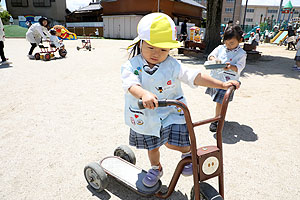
(190, 182), (223, 200)
(84, 162), (108, 192)
(77, 46), (80, 51)
(44, 53), (51, 61)
(88, 46), (92, 51)
(59, 49), (67, 58)
(114, 145), (136, 165)
(34, 53), (40, 60)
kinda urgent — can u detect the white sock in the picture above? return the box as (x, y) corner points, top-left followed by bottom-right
(182, 151), (191, 156)
(151, 163), (162, 171)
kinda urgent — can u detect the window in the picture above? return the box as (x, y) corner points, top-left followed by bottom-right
(246, 8), (255, 13)
(294, 10), (299, 14)
(267, 10), (278, 13)
(224, 17), (232, 22)
(246, 18), (253, 22)
(225, 8), (234, 13)
(33, 0), (51, 7)
(226, 0), (235, 2)
(11, 0), (28, 7)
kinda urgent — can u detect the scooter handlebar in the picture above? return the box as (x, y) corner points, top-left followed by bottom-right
(138, 100), (168, 109)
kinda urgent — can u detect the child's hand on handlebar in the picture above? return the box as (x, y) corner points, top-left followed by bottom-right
(222, 80), (240, 90)
(142, 92), (158, 110)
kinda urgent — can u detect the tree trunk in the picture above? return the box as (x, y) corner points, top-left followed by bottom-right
(205, 0), (223, 55)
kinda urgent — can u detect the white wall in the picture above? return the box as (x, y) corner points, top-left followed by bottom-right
(103, 15), (143, 39)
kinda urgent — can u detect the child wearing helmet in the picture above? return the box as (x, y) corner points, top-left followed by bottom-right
(205, 25), (246, 132)
(121, 13), (240, 188)
(26, 17), (50, 59)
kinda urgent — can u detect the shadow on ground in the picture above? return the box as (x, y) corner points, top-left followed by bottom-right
(86, 177), (189, 200)
(176, 53), (300, 80)
(175, 56), (206, 65)
(213, 121), (258, 144)
(242, 55), (300, 80)
(0, 63), (12, 69)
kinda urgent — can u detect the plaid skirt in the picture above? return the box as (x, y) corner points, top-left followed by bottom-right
(205, 88), (234, 104)
(129, 124), (190, 150)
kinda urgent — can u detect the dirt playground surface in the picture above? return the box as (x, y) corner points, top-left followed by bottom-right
(0, 39), (299, 200)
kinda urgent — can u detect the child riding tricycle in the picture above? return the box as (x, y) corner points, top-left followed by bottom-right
(34, 29), (67, 61)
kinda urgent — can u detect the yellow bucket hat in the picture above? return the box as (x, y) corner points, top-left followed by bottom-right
(131, 13), (181, 49)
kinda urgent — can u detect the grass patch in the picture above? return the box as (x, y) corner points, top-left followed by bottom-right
(4, 25), (27, 38)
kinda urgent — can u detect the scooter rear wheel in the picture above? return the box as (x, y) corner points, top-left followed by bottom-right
(190, 182), (223, 200)
(114, 145), (136, 165)
(84, 162), (108, 192)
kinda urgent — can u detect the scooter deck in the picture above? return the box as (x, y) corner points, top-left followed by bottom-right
(204, 63), (226, 70)
(100, 156), (162, 196)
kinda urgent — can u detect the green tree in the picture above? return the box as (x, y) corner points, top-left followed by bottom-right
(0, 7), (12, 24)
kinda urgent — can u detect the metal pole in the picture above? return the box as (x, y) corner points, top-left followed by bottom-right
(158, 0), (160, 12)
(232, 0), (236, 22)
(277, 0), (284, 24)
(242, 0), (248, 31)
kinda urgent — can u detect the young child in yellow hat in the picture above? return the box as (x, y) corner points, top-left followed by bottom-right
(121, 12), (240, 188)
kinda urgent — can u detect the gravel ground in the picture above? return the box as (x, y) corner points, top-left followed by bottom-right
(0, 39), (299, 200)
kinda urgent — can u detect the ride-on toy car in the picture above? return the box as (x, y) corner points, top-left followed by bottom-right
(34, 41), (67, 61)
(84, 86), (236, 200)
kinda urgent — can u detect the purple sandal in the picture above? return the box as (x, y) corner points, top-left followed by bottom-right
(181, 153), (193, 176)
(142, 168), (163, 187)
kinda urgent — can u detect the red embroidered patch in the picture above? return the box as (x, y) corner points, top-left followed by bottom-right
(167, 80), (172, 85)
(134, 114), (139, 118)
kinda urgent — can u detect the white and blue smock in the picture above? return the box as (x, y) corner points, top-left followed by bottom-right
(208, 45), (246, 82)
(121, 55), (200, 137)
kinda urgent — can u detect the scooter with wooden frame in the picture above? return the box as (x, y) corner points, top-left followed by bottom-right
(84, 86), (236, 200)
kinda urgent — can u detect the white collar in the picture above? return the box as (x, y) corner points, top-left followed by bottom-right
(225, 45), (240, 53)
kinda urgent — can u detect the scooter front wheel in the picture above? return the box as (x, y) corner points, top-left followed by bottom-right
(84, 162), (108, 192)
(190, 182), (223, 200)
(114, 145), (136, 165)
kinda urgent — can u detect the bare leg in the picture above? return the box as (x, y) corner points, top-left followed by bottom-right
(148, 147), (160, 166)
(165, 143), (190, 153)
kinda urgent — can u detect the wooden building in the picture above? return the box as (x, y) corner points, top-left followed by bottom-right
(101, 0), (205, 39)
(65, 2), (103, 36)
